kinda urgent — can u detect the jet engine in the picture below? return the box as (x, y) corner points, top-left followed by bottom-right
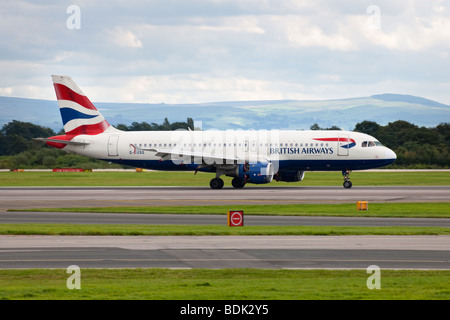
(226, 162), (274, 184)
(275, 170), (305, 182)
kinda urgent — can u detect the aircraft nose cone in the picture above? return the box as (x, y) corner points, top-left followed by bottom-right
(385, 148), (397, 160)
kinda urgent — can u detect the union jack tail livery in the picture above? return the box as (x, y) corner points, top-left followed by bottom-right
(52, 75), (112, 136)
(38, 75), (119, 149)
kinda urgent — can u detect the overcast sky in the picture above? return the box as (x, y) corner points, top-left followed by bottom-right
(1, 0), (450, 104)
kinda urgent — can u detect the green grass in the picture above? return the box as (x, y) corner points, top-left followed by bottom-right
(1, 170), (449, 187)
(16, 202), (450, 218)
(2, 171), (449, 301)
(0, 224), (449, 236)
(7, 202), (450, 235)
(0, 269), (449, 300)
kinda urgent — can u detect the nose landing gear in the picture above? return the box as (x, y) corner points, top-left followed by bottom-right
(342, 169), (352, 189)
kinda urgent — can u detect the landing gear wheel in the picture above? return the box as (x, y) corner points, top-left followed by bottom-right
(342, 169), (352, 189)
(231, 177), (246, 188)
(210, 178), (224, 189)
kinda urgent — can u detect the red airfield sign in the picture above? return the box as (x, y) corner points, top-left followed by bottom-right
(228, 210), (244, 227)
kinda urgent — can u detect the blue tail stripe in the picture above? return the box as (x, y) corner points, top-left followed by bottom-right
(60, 107), (97, 125)
(340, 142), (356, 149)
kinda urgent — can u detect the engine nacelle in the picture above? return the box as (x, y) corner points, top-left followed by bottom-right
(227, 162), (274, 184)
(275, 170), (305, 182)
(245, 162), (274, 184)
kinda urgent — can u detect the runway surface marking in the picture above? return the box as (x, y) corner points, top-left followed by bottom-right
(2, 235), (449, 250)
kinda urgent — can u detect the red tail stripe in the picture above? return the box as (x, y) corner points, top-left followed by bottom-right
(53, 83), (97, 111)
(65, 119), (110, 136)
(314, 137), (355, 143)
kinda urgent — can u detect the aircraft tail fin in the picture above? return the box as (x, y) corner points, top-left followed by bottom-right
(51, 75), (116, 136)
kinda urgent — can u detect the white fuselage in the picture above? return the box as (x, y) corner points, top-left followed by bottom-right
(62, 129), (396, 173)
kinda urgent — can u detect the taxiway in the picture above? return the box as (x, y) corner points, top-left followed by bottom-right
(0, 235), (449, 269)
(0, 186), (449, 211)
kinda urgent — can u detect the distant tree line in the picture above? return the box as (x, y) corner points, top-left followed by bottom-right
(353, 120), (450, 168)
(309, 123), (341, 131)
(0, 118), (194, 169)
(115, 117), (194, 131)
(0, 119), (449, 169)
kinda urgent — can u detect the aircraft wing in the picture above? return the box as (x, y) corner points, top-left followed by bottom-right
(130, 144), (267, 165)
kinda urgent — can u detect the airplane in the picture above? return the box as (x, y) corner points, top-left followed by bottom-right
(36, 75), (397, 189)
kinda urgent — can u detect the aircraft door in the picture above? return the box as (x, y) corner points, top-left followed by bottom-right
(108, 135), (119, 156)
(337, 136), (349, 156)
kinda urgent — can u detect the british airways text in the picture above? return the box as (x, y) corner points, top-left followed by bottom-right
(269, 147), (334, 155)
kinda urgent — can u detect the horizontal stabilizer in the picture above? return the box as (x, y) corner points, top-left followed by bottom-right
(33, 137), (90, 146)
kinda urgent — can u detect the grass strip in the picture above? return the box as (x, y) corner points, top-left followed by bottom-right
(0, 224), (449, 235)
(1, 171), (449, 186)
(12, 202), (450, 218)
(1, 269), (449, 300)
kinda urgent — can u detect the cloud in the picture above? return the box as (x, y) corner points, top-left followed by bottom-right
(195, 16), (265, 34)
(108, 27), (143, 48)
(270, 15), (357, 51)
(1, 1), (450, 106)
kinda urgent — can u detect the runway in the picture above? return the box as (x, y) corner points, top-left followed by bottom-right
(1, 186), (449, 211)
(1, 235), (449, 269)
(1, 186), (449, 270)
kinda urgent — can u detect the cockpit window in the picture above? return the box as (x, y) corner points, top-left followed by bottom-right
(362, 141), (383, 147)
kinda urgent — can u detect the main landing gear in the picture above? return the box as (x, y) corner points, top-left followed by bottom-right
(209, 177), (246, 189)
(231, 177), (246, 188)
(210, 177), (224, 189)
(342, 169), (352, 189)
